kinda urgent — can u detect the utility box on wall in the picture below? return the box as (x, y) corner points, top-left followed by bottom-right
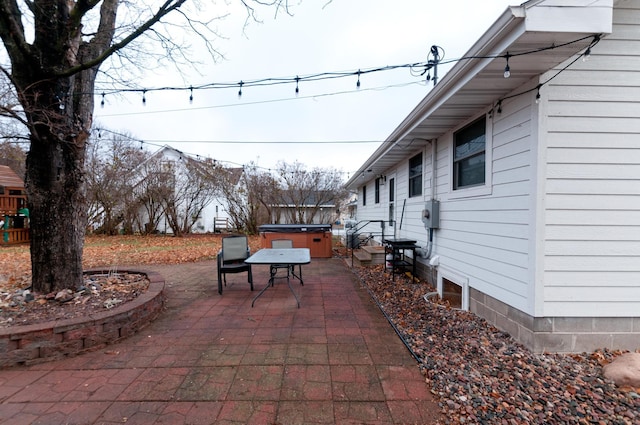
(422, 200), (440, 229)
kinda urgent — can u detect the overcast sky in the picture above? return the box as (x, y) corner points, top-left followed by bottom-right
(94, 0), (517, 179)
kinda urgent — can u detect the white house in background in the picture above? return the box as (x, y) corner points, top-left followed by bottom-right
(135, 146), (234, 234)
(346, 0), (640, 353)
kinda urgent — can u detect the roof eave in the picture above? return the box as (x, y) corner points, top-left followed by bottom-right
(345, 6), (524, 189)
(345, 0), (613, 190)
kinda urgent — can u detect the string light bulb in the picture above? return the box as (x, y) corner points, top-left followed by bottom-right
(100, 93), (105, 108)
(497, 100), (502, 114)
(295, 76), (300, 96)
(142, 90), (146, 105)
(238, 81), (243, 98)
(356, 70), (361, 89)
(189, 86), (193, 104)
(503, 53), (511, 78)
(583, 35), (600, 61)
(535, 85), (541, 104)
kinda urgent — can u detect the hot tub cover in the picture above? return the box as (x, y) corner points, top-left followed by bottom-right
(259, 224), (332, 233)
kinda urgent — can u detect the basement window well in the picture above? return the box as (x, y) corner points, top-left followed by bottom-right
(438, 269), (469, 310)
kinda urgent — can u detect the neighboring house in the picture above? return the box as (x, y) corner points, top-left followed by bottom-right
(346, 0), (639, 353)
(0, 165), (29, 244)
(270, 190), (340, 225)
(134, 146), (234, 234)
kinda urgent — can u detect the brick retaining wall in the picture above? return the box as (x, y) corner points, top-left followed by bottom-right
(0, 270), (165, 368)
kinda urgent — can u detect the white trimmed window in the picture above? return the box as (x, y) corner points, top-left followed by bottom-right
(453, 116), (486, 190)
(408, 153), (422, 198)
(438, 268), (469, 310)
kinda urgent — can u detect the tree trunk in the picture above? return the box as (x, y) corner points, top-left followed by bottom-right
(26, 127), (88, 293)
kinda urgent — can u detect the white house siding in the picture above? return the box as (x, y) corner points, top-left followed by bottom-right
(357, 147), (435, 246)
(541, 1), (640, 317)
(435, 91), (536, 314)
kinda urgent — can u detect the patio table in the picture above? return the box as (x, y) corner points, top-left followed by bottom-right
(245, 248), (311, 308)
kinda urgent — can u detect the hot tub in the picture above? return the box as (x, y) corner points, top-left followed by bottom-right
(259, 224), (332, 258)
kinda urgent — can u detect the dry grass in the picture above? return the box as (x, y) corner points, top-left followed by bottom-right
(0, 234), (262, 291)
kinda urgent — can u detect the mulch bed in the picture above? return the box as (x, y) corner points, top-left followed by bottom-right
(0, 272), (149, 328)
(353, 264), (639, 425)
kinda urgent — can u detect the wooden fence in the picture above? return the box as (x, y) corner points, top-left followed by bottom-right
(1, 228), (30, 245)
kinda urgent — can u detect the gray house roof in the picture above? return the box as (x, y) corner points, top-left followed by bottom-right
(346, 0), (612, 190)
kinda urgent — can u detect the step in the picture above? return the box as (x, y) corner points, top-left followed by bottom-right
(353, 249), (372, 264)
(362, 245), (386, 265)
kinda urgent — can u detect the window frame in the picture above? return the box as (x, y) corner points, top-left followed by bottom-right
(408, 152), (423, 198)
(450, 112), (493, 199)
(374, 178), (380, 204)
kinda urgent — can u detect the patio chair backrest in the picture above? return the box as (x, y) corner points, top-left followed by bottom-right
(222, 235), (249, 262)
(271, 239), (293, 249)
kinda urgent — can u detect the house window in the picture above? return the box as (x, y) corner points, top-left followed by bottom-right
(454, 116), (486, 190)
(408, 153), (422, 197)
(438, 270), (469, 311)
(362, 185), (367, 206)
(442, 278), (462, 309)
(374, 178), (380, 204)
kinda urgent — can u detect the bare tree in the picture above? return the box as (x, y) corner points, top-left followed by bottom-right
(215, 163), (275, 234)
(0, 138), (27, 179)
(216, 161), (347, 232)
(133, 155), (174, 235)
(160, 155), (219, 236)
(85, 132), (146, 234)
(0, 0), (291, 293)
(276, 161), (347, 224)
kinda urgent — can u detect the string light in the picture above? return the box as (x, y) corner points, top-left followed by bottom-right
(189, 86), (193, 104)
(495, 34), (601, 114)
(503, 53), (511, 78)
(93, 34), (597, 108)
(100, 93), (105, 108)
(142, 90), (146, 105)
(295, 76), (300, 96)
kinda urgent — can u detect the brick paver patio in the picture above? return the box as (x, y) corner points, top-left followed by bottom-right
(0, 258), (442, 424)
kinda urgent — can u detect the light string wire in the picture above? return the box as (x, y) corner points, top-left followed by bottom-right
(96, 34), (601, 178)
(96, 79), (426, 117)
(94, 34), (599, 103)
(492, 34), (601, 114)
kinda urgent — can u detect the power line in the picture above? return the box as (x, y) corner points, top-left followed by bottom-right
(92, 127), (364, 176)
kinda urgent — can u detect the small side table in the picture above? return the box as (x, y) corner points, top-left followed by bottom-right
(383, 238), (417, 281)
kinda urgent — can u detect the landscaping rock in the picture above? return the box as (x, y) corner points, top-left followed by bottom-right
(352, 264), (640, 425)
(603, 352), (640, 387)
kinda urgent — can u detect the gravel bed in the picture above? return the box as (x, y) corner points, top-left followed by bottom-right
(353, 265), (639, 425)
